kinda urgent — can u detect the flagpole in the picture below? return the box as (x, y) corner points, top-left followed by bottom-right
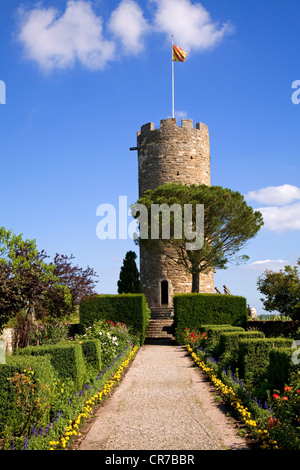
(172, 36), (174, 119)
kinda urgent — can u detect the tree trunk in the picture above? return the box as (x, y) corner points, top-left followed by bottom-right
(191, 270), (200, 293)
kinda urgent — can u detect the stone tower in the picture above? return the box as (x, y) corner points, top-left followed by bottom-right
(134, 117), (214, 314)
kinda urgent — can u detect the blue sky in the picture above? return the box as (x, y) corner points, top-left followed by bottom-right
(1, 0), (300, 315)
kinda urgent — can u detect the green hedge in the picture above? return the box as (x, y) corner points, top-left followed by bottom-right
(219, 330), (265, 358)
(267, 347), (300, 392)
(17, 342), (86, 389)
(79, 294), (149, 344)
(80, 339), (102, 374)
(0, 355), (56, 431)
(238, 337), (294, 385)
(218, 331), (265, 368)
(173, 293), (248, 344)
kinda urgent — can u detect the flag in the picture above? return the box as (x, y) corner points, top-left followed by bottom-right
(172, 44), (187, 62)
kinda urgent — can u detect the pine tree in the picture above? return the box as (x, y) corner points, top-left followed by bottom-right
(117, 251), (142, 294)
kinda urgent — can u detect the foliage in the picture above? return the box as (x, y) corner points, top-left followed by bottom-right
(1, 344), (136, 450)
(186, 344), (278, 449)
(117, 251), (142, 294)
(268, 384), (300, 450)
(28, 320), (70, 346)
(0, 228), (59, 332)
(238, 337), (294, 387)
(0, 355), (56, 448)
(17, 342), (86, 390)
(173, 293), (248, 344)
(257, 259), (300, 321)
(79, 294), (150, 344)
(267, 347), (300, 392)
(77, 319), (133, 368)
(0, 228), (99, 336)
(218, 330), (265, 369)
(132, 183), (263, 292)
(39, 253), (99, 321)
(187, 329), (300, 450)
(184, 328), (207, 348)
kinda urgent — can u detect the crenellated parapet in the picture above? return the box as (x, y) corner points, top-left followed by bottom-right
(137, 118), (211, 196)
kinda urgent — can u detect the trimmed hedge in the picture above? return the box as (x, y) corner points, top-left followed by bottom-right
(238, 337), (294, 385)
(0, 355), (56, 430)
(202, 324), (245, 343)
(267, 347), (300, 392)
(218, 330), (265, 357)
(80, 339), (102, 374)
(174, 293), (248, 344)
(79, 294), (149, 344)
(17, 342), (86, 389)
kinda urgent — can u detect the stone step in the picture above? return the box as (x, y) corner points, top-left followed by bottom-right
(146, 318), (174, 340)
(150, 307), (173, 319)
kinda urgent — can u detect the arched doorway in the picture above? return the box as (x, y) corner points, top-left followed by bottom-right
(161, 280), (169, 305)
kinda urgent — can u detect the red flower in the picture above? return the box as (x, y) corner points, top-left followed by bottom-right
(282, 396), (288, 401)
(273, 393), (280, 399)
(267, 416), (279, 430)
(284, 386), (292, 392)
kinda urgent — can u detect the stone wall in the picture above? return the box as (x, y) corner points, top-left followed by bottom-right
(0, 328), (16, 356)
(137, 118), (211, 195)
(136, 118), (214, 309)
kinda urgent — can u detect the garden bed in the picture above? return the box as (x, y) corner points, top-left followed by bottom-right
(185, 326), (300, 451)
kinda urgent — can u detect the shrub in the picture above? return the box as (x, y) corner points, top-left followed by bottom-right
(17, 342), (86, 390)
(78, 319), (133, 368)
(268, 384), (300, 450)
(267, 347), (300, 392)
(0, 355), (56, 448)
(218, 331), (265, 369)
(80, 339), (102, 377)
(28, 320), (70, 346)
(201, 325), (245, 356)
(238, 337), (294, 386)
(173, 293), (248, 344)
(79, 294), (149, 344)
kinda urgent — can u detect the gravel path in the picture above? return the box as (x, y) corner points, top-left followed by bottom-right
(78, 344), (251, 451)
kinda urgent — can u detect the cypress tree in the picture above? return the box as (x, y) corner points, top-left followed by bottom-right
(117, 251), (142, 294)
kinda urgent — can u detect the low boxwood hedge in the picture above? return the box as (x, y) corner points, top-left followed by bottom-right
(17, 342), (86, 390)
(267, 347), (300, 392)
(80, 339), (102, 374)
(238, 337), (294, 385)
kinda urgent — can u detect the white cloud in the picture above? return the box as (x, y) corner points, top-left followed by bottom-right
(16, 0), (234, 72)
(151, 0), (234, 53)
(245, 184), (300, 206)
(17, 0), (116, 71)
(258, 202), (300, 232)
(246, 259), (289, 270)
(108, 0), (150, 55)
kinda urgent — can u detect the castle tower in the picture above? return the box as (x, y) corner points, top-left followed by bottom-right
(135, 118), (214, 313)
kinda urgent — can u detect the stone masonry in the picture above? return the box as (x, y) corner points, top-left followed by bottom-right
(136, 118), (214, 314)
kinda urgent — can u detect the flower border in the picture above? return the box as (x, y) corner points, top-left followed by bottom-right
(49, 345), (139, 450)
(186, 344), (279, 450)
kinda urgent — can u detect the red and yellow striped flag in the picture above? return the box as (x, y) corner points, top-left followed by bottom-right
(172, 44), (187, 62)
